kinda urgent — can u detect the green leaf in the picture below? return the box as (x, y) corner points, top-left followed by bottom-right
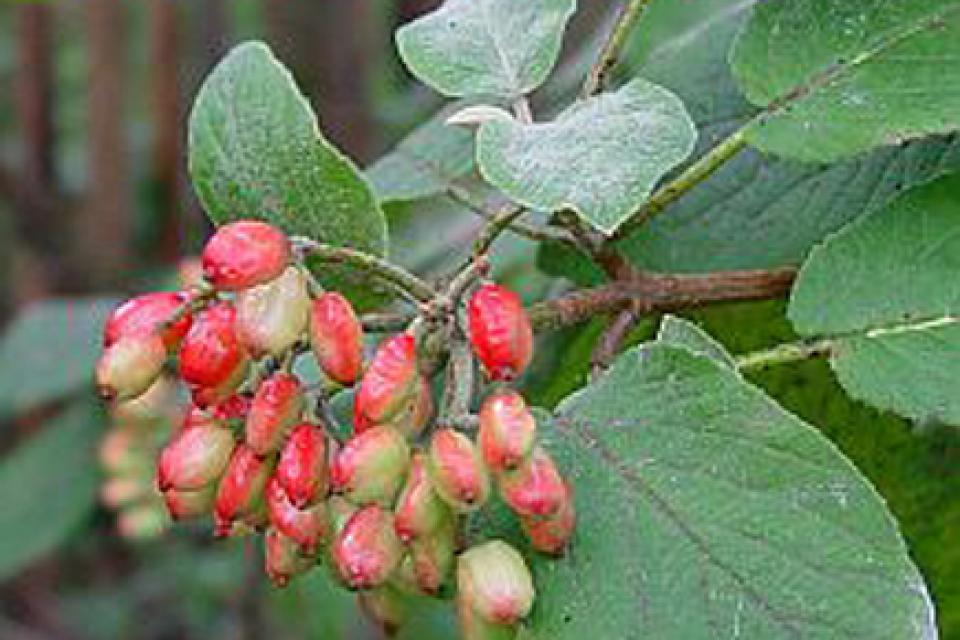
(656, 314), (736, 369)
(477, 79), (696, 234)
(188, 41), (388, 303)
(0, 297), (117, 418)
(366, 103), (477, 203)
(0, 401), (99, 580)
(789, 174), (960, 424)
(395, 0), (576, 99)
(512, 344), (933, 639)
(732, 0), (960, 162)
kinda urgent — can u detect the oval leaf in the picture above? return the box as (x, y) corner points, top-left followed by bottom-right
(395, 0), (576, 99)
(477, 78), (696, 234)
(789, 174), (960, 424)
(732, 0), (960, 162)
(512, 343), (934, 638)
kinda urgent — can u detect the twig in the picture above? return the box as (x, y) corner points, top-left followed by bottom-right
(360, 312), (416, 333)
(735, 338), (834, 370)
(291, 237), (437, 303)
(590, 307), (639, 378)
(611, 126), (749, 240)
(582, 0), (654, 97)
(445, 185), (575, 248)
(529, 267), (796, 331)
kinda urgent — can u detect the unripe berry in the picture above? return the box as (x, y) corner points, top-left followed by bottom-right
(331, 505), (403, 590)
(101, 477), (147, 509)
(327, 495), (359, 536)
(407, 516), (456, 595)
(310, 292), (363, 386)
(157, 421), (236, 492)
(245, 373), (305, 456)
(330, 426), (409, 506)
(177, 257), (204, 289)
(497, 447), (566, 518)
(382, 375), (434, 439)
(478, 389), (536, 472)
(236, 266), (310, 358)
(264, 527), (314, 588)
(213, 444), (274, 536)
(393, 453), (450, 543)
(110, 376), (177, 423)
(467, 284), (533, 381)
(457, 540), (534, 625)
(276, 423), (329, 508)
(354, 333), (419, 432)
(457, 600), (518, 640)
(96, 333), (167, 402)
(520, 481), (575, 555)
(117, 504), (169, 540)
(427, 429), (490, 513)
(357, 584), (411, 636)
(162, 484), (216, 521)
(201, 220), (290, 291)
(178, 302), (250, 405)
(266, 477), (331, 555)
(103, 291), (192, 351)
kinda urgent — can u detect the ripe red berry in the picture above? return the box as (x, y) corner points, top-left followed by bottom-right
(467, 283), (533, 381)
(393, 453), (450, 544)
(427, 429), (490, 513)
(96, 333), (167, 402)
(157, 421), (236, 492)
(264, 527), (314, 588)
(330, 425), (410, 506)
(245, 373), (305, 456)
(213, 444), (274, 537)
(354, 333), (419, 432)
(497, 447), (565, 518)
(201, 220), (290, 291)
(178, 302), (250, 406)
(236, 266), (311, 358)
(520, 481), (575, 555)
(103, 291), (193, 351)
(457, 540), (534, 625)
(265, 477), (330, 555)
(275, 423), (329, 508)
(331, 505), (403, 590)
(310, 292), (363, 386)
(478, 388), (536, 472)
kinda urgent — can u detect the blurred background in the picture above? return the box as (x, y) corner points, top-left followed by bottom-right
(0, 1), (956, 639)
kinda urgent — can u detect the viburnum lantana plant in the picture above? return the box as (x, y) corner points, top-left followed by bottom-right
(94, 0), (960, 637)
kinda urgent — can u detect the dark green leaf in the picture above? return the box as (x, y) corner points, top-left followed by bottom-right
(656, 314), (736, 369)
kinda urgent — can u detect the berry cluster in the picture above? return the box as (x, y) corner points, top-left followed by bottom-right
(95, 219), (575, 638)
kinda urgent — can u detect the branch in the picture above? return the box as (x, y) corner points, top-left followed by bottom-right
(590, 307), (638, 377)
(291, 237), (437, 303)
(611, 126), (748, 240)
(529, 266), (796, 331)
(735, 338), (833, 370)
(582, 0), (654, 97)
(444, 185), (574, 249)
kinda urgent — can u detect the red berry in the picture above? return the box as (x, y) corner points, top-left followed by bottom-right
(266, 477), (330, 555)
(497, 447), (565, 518)
(264, 527), (314, 588)
(330, 425), (410, 507)
(276, 423), (329, 508)
(201, 220), (290, 291)
(178, 302), (250, 403)
(520, 481), (575, 555)
(478, 389), (536, 472)
(354, 334), (419, 432)
(245, 373), (305, 456)
(393, 453), (450, 544)
(310, 292), (364, 386)
(157, 421), (236, 492)
(213, 444), (274, 536)
(457, 540), (534, 625)
(331, 505), (403, 590)
(467, 284), (533, 381)
(236, 266), (311, 358)
(427, 429), (490, 513)
(103, 291), (192, 351)
(96, 333), (167, 402)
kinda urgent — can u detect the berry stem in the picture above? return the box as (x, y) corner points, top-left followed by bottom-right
(734, 338), (834, 370)
(291, 237), (437, 303)
(581, 0), (655, 97)
(438, 332), (475, 428)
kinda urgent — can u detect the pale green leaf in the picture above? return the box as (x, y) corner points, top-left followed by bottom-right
(0, 297), (117, 418)
(477, 78), (696, 234)
(0, 401), (100, 580)
(188, 41), (388, 303)
(789, 174), (960, 424)
(395, 0), (576, 99)
(511, 344), (934, 639)
(732, 0), (960, 162)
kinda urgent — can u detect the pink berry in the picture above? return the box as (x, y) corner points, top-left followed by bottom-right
(427, 429), (490, 513)
(478, 388), (536, 472)
(331, 505), (403, 590)
(467, 284), (533, 381)
(245, 373), (305, 456)
(201, 220), (290, 291)
(103, 291), (192, 351)
(310, 292), (364, 386)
